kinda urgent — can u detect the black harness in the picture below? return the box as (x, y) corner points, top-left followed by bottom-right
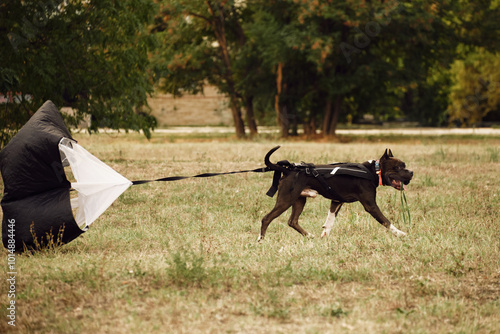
(266, 160), (376, 198)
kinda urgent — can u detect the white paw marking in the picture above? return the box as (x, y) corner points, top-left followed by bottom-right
(389, 224), (406, 237)
(321, 210), (336, 238)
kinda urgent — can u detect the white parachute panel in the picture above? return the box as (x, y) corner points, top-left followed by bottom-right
(59, 138), (132, 230)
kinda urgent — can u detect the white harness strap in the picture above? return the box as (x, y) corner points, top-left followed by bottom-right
(330, 166), (340, 175)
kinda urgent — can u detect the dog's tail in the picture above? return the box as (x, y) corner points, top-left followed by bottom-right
(264, 146), (291, 197)
(265, 146), (290, 174)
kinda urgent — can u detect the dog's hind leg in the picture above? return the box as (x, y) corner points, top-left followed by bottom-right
(287, 197), (312, 237)
(258, 200), (294, 242)
(259, 175), (305, 242)
(321, 201), (343, 238)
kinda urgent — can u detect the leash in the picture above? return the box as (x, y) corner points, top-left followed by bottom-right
(131, 166), (271, 185)
(131, 160), (380, 201)
(400, 187), (411, 230)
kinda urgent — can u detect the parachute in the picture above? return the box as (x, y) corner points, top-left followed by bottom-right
(1, 101), (132, 251)
(1, 100), (271, 251)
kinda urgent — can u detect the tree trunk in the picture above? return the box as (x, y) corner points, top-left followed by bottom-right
(328, 96), (342, 136)
(275, 62), (289, 137)
(229, 95), (245, 137)
(304, 109), (317, 136)
(245, 96), (258, 136)
(207, 2), (245, 138)
(322, 96), (342, 136)
(322, 97), (333, 135)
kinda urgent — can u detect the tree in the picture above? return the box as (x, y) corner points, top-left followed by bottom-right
(244, 0), (461, 136)
(152, 0), (500, 137)
(0, 0), (157, 147)
(153, 0), (251, 138)
(294, 0), (466, 135)
(401, 0), (500, 126)
(244, 3), (306, 137)
(448, 49), (500, 125)
(445, 1), (500, 126)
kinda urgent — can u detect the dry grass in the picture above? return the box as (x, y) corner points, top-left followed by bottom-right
(1, 132), (499, 333)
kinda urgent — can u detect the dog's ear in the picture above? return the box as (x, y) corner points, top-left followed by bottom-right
(382, 149), (390, 160)
(388, 149), (394, 157)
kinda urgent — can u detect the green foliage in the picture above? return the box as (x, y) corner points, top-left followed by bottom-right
(166, 248), (209, 288)
(152, 0), (251, 137)
(487, 146), (499, 162)
(151, 1), (217, 96)
(151, 0), (500, 135)
(250, 289), (291, 319)
(448, 49), (500, 126)
(0, 0), (158, 147)
(3, 0), (500, 145)
(322, 305), (349, 318)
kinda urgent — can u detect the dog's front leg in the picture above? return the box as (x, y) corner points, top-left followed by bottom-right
(361, 199), (406, 237)
(321, 201), (343, 238)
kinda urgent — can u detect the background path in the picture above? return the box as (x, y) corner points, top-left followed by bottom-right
(152, 126), (500, 136)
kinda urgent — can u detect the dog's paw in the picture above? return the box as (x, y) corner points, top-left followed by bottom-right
(257, 234), (264, 242)
(394, 230), (406, 237)
(389, 225), (407, 237)
(321, 229), (329, 238)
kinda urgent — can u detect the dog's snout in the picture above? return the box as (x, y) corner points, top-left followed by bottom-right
(409, 170), (414, 178)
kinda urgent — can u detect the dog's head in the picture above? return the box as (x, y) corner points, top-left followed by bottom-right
(379, 149), (413, 190)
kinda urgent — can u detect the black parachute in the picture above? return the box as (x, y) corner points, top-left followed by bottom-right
(1, 101), (84, 251)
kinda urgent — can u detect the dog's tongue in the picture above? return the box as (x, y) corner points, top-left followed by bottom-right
(392, 179), (408, 191)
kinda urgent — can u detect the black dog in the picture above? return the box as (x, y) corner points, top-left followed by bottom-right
(258, 146), (413, 241)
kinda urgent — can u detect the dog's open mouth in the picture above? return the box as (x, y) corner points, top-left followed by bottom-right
(390, 179), (407, 191)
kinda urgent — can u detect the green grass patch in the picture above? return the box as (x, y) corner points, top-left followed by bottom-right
(0, 134), (499, 333)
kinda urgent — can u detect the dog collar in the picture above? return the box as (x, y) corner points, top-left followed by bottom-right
(375, 160), (383, 186)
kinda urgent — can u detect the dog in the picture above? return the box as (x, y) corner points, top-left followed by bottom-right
(258, 146), (413, 241)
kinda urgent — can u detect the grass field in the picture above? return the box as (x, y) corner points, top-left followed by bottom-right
(1, 132), (499, 333)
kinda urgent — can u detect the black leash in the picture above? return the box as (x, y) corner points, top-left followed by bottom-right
(131, 166), (271, 185)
